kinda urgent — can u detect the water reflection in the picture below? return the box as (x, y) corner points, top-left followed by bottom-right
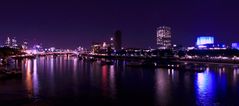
(102, 65), (108, 96)
(51, 56), (56, 96)
(25, 59), (33, 98)
(195, 67), (228, 105)
(100, 65), (116, 99)
(196, 72), (214, 105)
(109, 65), (116, 99)
(72, 57), (79, 95)
(6, 56), (239, 105)
(50, 56), (54, 73)
(24, 59), (39, 99)
(233, 68), (239, 83)
(33, 59), (39, 97)
(155, 68), (170, 105)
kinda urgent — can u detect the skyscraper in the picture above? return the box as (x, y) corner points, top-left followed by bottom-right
(12, 37), (18, 48)
(110, 37), (114, 49)
(5, 37), (11, 47)
(156, 26), (172, 49)
(114, 30), (122, 50)
(22, 41), (28, 50)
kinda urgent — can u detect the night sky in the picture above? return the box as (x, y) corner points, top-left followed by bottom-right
(0, 0), (239, 49)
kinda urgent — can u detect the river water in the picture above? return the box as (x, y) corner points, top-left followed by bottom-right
(0, 55), (239, 106)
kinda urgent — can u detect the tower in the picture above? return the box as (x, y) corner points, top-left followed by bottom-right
(5, 37), (11, 47)
(12, 37), (18, 48)
(114, 30), (122, 50)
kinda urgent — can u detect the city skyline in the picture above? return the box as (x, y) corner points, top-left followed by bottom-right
(0, 0), (239, 48)
(2, 1), (239, 106)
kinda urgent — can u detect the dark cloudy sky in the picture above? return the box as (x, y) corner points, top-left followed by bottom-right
(0, 0), (239, 49)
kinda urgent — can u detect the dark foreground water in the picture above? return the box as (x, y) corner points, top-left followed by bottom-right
(1, 55), (239, 106)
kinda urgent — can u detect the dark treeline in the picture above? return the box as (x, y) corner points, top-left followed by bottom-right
(0, 47), (23, 58)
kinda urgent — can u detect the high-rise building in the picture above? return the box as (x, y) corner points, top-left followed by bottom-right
(5, 37), (11, 47)
(114, 30), (122, 50)
(12, 37), (18, 48)
(156, 26), (172, 49)
(110, 37), (114, 49)
(22, 41), (28, 50)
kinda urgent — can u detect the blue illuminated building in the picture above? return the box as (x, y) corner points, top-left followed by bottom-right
(196, 36), (214, 46)
(232, 43), (239, 50)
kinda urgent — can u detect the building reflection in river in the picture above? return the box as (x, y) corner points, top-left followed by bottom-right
(155, 68), (170, 105)
(196, 72), (215, 105)
(24, 59), (39, 99)
(195, 66), (229, 105)
(33, 59), (39, 98)
(109, 65), (116, 99)
(102, 65), (108, 96)
(13, 56), (239, 105)
(25, 59), (33, 98)
(155, 65), (232, 105)
(100, 64), (116, 99)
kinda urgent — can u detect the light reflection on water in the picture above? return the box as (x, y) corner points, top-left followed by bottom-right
(155, 68), (170, 105)
(101, 65), (108, 96)
(154, 65), (239, 105)
(196, 72), (215, 105)
(109, 65), (116, 99)
(33, 59), (39, 98)
(25, 60), (32, 98)
(1, 56), (239, 105)
(24, 59), (39, 99)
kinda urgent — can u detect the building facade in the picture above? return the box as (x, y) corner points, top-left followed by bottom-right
(196, 36), (214, 49)
(156, 26), (172, 49)
(196, 36), (214, 46)
(114, 30), (122, 50)
(5, 37), (11, 47)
